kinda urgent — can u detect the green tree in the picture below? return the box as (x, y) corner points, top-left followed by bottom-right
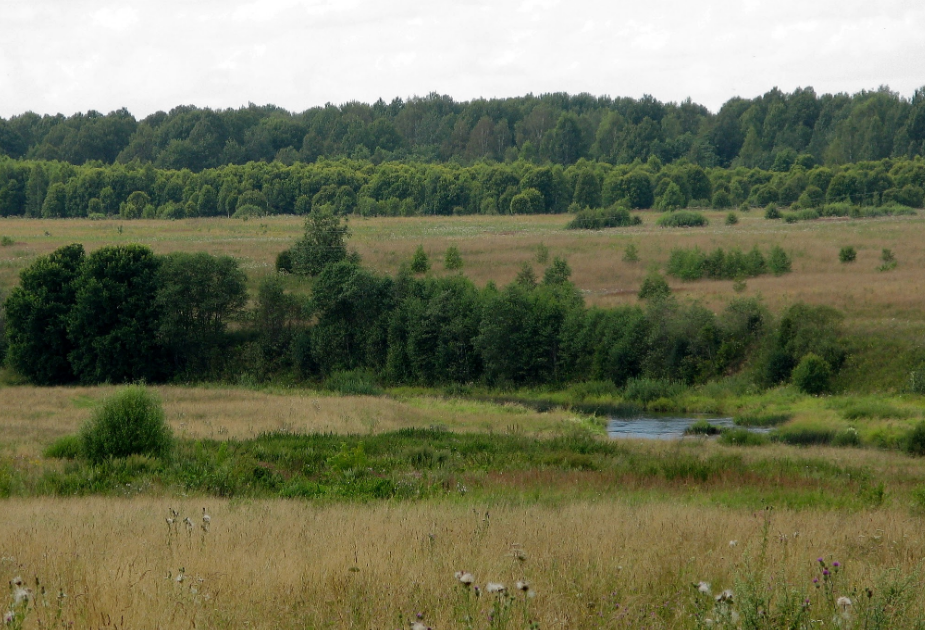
(80, 385), (173, 463)
(157, 252), (248, 375)
(791, 353), (832, 394)
(290, 206), (351, 276)
(572, 170), (602, 208)
(4, 244), (85, 384)
(443, 245), (463, 270)
(655, 181), (685, 211)
(410, 245), (430, 274)
(67, 244), (165, 383)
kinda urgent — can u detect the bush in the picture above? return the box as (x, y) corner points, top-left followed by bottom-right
(685, 420), (721, 436)
(773, 425), (835, 446)
(657, 211), (707, 228)
(622, 243), (639, 262)
(324, 369), (382, 396)
(832, 427), (861, 447)
(791, 353), (832, 395)
(638, 273), (671, 300)
(444, 245), (463, 270)
(733, 412), (791, 427)
(275, 248), (293, 273)
(623, 377), (686, 404)
(566, 206), (641, 230)
(904, 422), (925, 456)
(410, 245), (430, 273)
(44, 434), (83, 459)
(80, 386), (173, 464)
(767, 245), (792, 275)
(838, 246), (857, 263)
(725, 212), (738, 225)
(764, 203), (781, 219)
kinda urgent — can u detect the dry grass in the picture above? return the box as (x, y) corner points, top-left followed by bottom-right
(2, 497), (922, 628)
(0, 385), (578, 457)
(3, 211), (924, 325)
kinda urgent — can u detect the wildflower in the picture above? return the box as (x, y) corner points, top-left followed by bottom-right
(832, 561), (840, 568)
(486, 582), (506, 594)
(837, 596), (852, 609)
(728, 540), (738, 547)
(454, 571), (474, 587)
(696, 581), (712, 596)
(515, 580), (530, 592)
(3, 611), (13, 624)
(409, 622), (430, 630)
(8, 578), (22, 588)
(12, 588), (31, 605)
(715, 589), (734, 603)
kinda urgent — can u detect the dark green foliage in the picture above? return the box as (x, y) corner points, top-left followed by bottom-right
(252, 276), (302, 374)
(791, 353), (833, 394)
(566, 206), (641, 229)
(685, 420), (721, 436)
(718, 428), (769, 446)
(666, 246), (780, 281)
(655, 181), (686, 211)
(656, 211), (707, 228)
(839, 246), (857, 263)
(638, 273), (671, 300)
(725, 212), (738, 225)
(623, 377), (686, 404)
(904, 422), (925, 456)
(542, 257), (572, 285)
(4, 243), (84, 384)
(80, 386), (173, 464)
(324, 369), (382, 396)
(275, 248), (293, 273)
(773, 425), (835, 446)
(764, 203), (781, 219)
(622, 243), (639, 262)
(67, 244), (165, 383)
(410, 245), (430, 273)
(290, 206), (351, 276)
(157, 252), (248, 376)
(733, 412), (791, 427)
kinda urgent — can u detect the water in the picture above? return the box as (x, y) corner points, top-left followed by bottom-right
(607, 416), (739, 440)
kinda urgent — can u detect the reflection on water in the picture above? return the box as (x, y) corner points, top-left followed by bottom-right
(607, 416), (738, 440)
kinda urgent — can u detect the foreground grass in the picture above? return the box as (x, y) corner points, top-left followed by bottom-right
(2, 498), (924, 629)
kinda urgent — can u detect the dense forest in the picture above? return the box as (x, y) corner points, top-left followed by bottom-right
(2, 228), (840, 396)
(1, 87), (925, 172)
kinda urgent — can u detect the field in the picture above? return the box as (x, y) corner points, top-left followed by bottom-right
(4, 212), (925, 628)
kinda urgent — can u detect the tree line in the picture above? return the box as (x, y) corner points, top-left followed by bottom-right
(1, 87), (924, 172)
(2, 215), (845, 394)
(0, 152), (922, 222)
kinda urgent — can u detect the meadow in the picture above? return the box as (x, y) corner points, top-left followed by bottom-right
(4, 211), (925, 627)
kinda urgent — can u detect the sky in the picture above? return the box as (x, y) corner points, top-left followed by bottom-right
(1, 0), (924, 119)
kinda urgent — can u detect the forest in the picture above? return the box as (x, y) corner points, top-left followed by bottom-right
(1, 86), (924, 172)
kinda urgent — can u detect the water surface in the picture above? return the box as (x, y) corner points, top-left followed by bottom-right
(607, 416), (737, 440)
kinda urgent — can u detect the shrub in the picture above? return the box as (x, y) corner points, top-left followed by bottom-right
(725, 212), (738, 225)
(623, 377), (686, 404)
(685, 420), (721, 436)
(904, 422), (925, 456)
(566, 206), (641, 230)
(832, 427), (861, 447)
(622, 243), (639, 262)
(44, 434), (82, 459)
(444, 245), (463, 270)
(791, 353), (832, 395)
(275, 248), (293, 273)
(767, 245), (792, 275)
(0, 236), (14, 247)
(838, 246), (856, 263)
(773, 425), (835, 446)
(410, 245), (430, 273)
(638, 273), (671, 300)
(657, 211), (707, 228)
(764, 203), (781, 219)
(80, 386), (173, 464)
(324, 369), (382, 396)
(878, 248), (897, 272)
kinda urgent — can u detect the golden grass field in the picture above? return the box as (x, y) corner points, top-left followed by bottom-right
(2, 498), (924, 629)
(1, 210), (924, 326)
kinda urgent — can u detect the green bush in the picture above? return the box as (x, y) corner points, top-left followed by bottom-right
(623, 377), (686, 404)
(0, 236), (14, 246)
(638, 273), (671, 299)
(566, 206), (641, 230)
(832, 427), (861, 447)
(324, 369), (382, 396)
(767, 245), (792, 275)
(657, 211), (707, 228)
(764, 203), (781, 219)
(904, 422), (925, 456)
(838, 246), (857, 263)
(791, 353), (832, 395)
(44, 434), (83, 459)
(80, 386), (173, 464)
(725, 212), (738, 225)
(410, 245), (430, 273)
(773, 425), (835, 446)
(685, 420), (721, 436)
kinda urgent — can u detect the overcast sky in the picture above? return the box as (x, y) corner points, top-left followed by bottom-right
(1, 0), (923, 119)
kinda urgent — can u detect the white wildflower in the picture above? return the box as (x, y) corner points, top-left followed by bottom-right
(454, 571), (474, 586)
(486, 582), (506, 594)
(697, 581), (711, 595)
(837, 596), (852, 609)
(12, 588), (31, 605)
(728, 540), (738, 547)
(715, 589), (734, 603)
